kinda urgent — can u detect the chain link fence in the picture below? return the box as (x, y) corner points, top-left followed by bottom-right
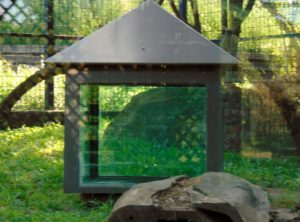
(0, 0), (299, 156)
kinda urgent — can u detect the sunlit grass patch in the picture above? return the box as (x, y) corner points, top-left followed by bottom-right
(0, 124), (110, 222)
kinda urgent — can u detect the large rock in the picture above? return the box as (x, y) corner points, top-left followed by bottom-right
(108, 172), (271, 222)
(109, 175), (216, 222)
(104, 87), (206, 149)
(193, 172), (271, 222)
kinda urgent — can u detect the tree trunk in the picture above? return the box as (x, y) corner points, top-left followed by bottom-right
(0, 67), (62, 113)
(265, 78), (300, 155)
(223, 83), (242, 152)
(221, 0), (255, 152)
(221, 28), (242, 153)
(179, 0), (187, 22)
(221, 2), (241, 153)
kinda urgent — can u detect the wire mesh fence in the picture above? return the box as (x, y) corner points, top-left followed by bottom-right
(0, 0), (299, 157)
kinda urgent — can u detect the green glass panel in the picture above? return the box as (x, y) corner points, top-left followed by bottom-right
(79, 85), (207, 182)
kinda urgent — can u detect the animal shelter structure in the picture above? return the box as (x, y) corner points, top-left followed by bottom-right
(46, 0), (238, 193)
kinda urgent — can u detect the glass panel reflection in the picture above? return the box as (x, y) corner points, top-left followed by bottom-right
(79, 85), (207, 182)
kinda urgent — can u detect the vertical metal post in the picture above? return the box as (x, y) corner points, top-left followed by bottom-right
(179, 0), (187, 22)
(207, 72), (223, 172)
(45, 0), (55, 110)
(221, 0), (228, 35)
(88, 85), (99, 179)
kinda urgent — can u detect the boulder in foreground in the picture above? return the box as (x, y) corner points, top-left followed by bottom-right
(109, 172), (271, 222)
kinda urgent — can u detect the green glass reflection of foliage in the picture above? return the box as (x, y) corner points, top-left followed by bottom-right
(98, 86), (152, 111)
(79, 85), (152, 180)
(99, 135), (206, 177)
(79, 85), (207, 181)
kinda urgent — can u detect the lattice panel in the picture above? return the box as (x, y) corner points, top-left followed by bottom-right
(0, 0), (30, 25)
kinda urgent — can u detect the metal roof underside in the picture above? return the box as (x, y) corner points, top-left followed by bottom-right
(46, 0), (238, 64)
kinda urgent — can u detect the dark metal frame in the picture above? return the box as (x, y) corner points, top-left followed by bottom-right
(44, 0), (55, 110)
(64, 65), (223, 193)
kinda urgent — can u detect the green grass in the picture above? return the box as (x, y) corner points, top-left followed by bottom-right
(0, 124), (111, 222)
(0, 124), (299, 221)
(224, 152), (300, 190)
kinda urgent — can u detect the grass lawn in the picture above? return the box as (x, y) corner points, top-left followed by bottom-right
(0, 124), (111, 222)
(0, 124), (299, 221)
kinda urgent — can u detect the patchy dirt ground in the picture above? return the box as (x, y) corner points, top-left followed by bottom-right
(267, 188), (300, 221)
(266, 188), (300, 208)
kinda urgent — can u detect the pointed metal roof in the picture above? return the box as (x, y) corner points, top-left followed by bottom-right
(46, 0), (238, 65)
